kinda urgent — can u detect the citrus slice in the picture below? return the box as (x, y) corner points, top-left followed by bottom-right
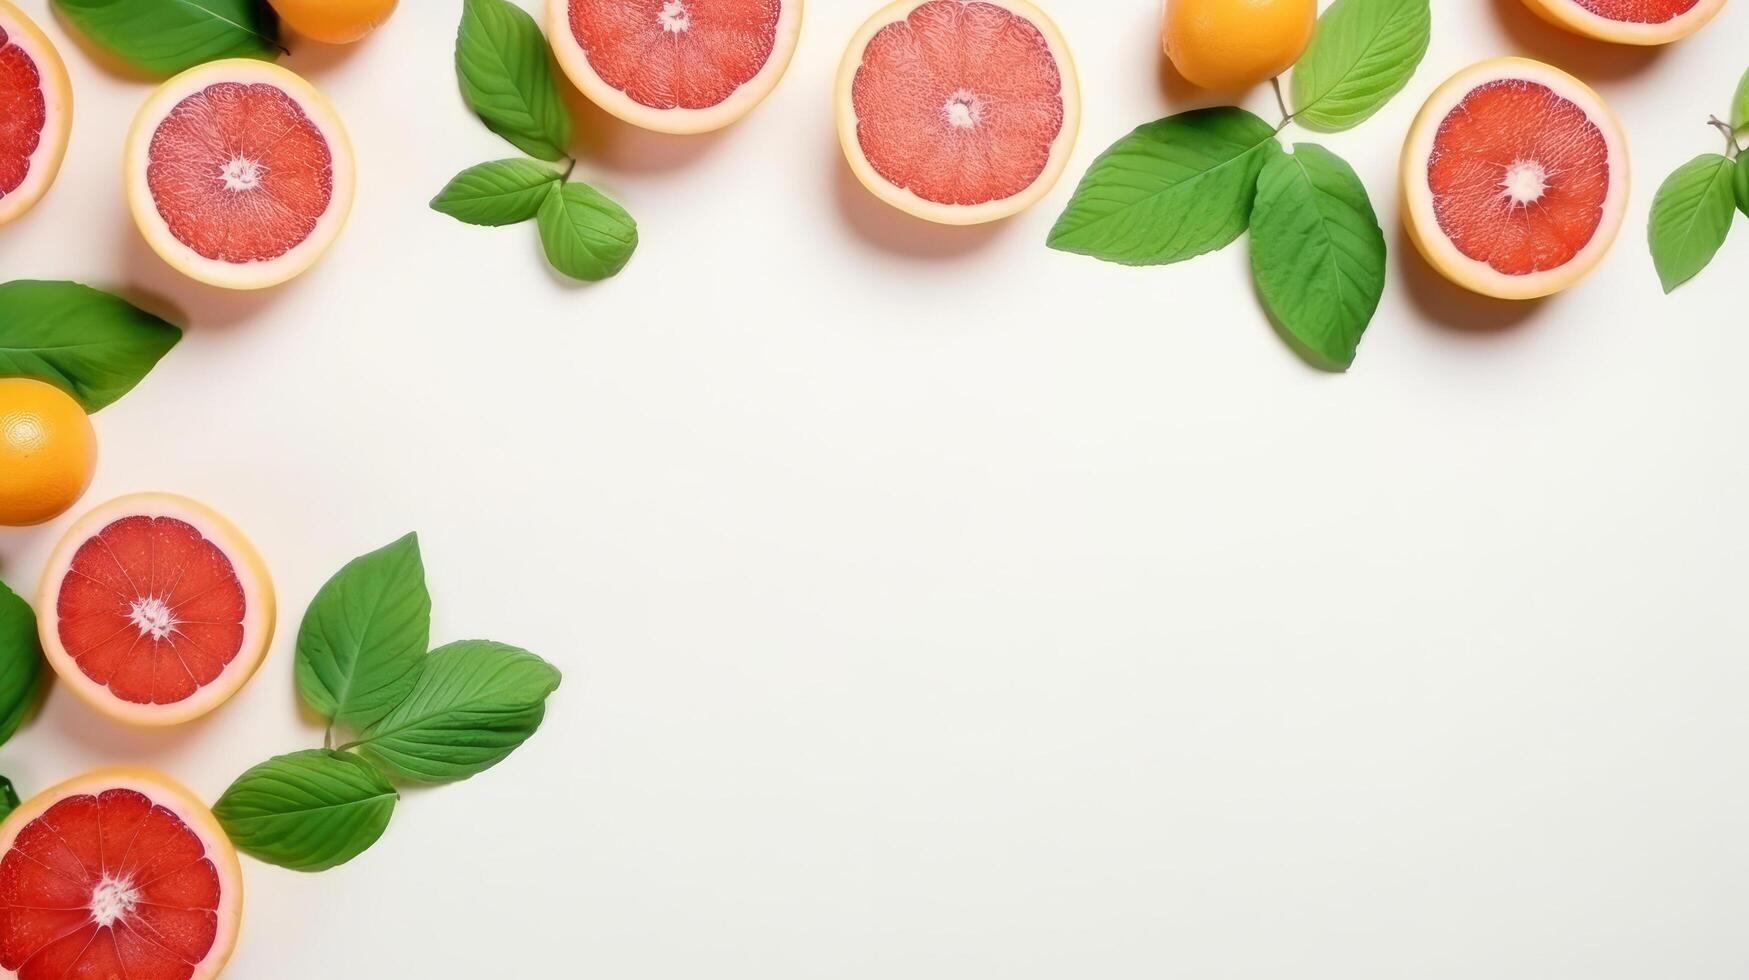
(548, 0), (804, 134)
(125, 59), (354, 290)
(1400, 58), (1629, 301)
(0, 767), (243, 980)
(37, 493), (275, 727)
(1520, 0), (1724, 45)
(0, 0), (71, 227)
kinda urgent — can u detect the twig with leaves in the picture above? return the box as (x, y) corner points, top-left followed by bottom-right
(1647, 66), (1749, 293)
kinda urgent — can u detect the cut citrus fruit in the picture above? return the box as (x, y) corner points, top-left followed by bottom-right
(0, 0), (71, 227)
(1400, 58), (1629, 301)
(548, 0), (804, 134)
(0, 767), (243, 980)
(37, 493), (275, 727)
(125, 59), (354, 290)
(837, 0), (1080, 226)
(1520, 0), (1724, 45)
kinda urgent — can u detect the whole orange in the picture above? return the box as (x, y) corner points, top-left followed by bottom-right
(1164, 0), (1317, 92)
(0, 377), (97, 526)
(268, 0), (397, 44)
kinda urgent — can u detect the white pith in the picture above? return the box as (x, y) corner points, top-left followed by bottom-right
(1500, 159), (1550, 206)
(128, 595), (179, 641)
(658, 0), (690, 32)
(89, 875), (141, 928)
(218, 155), (265, 192)
(943, 89), (982, 129)
(0, 0), (71, 227)
(1522, 0), (1725, 45)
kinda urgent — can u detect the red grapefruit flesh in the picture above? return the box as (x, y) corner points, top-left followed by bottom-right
(836, 0), (1080, 225)
(549, 0), (803, 134)
(1520, 0), (1723, 43)
(0, 768), (243, 980)
(0, 0), (70, 226)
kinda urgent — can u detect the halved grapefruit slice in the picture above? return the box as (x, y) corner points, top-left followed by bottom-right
(1401, 58), (1629, 301)
(0, 767), (243, 980)
(1520, 0), (1724, 45)
(0, 0), (71, 227)
(836, 0), (1080, 225)
(549, 0), (804, 134)
(125, 60), (354, 290)
(38, 493), (275, 728)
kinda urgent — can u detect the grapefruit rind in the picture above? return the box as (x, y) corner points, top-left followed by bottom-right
(124, 59), (355, 290)
(547, 0), (805, 135)
(37, 492), (277, 728)
(1400, 57), (1629, 302)
(835, 0), (1081, 226)
(1519, 0), (1724, 45)
(0, 0), (71, 227)
(0, 767), (244, 980)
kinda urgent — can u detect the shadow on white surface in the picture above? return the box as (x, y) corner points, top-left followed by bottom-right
(117, 216), (305, 329)
(1395, 222), (1545, 335)
(829, 146), (1007, 259)
(563, 84), (730, 174)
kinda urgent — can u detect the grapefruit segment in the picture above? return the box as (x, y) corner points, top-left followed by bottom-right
(37, 493), (275, 727)
(1520, 0), (1723, 44)
(0, 0), (70, 227)
(1401, 58), (1629, 301)
(836, 0), (1080, 225)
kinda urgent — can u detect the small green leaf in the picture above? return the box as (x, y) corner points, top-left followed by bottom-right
(52, 0), (279, 76)
(1290, 0), (1431, 133)
(214, 750), (398, 872)
(431, 159), (561, 226)
(352, 641), (561, 784)
(456, 0), (572, 161)
(1736, 155), (1748, 219)
(1047, 108), (1281, 265)
(1730, 65), (1749, 132)
(0, 581), (44, 750)
(1648, 154), (1738, 293)
(0, 281), (181, 412)
(1249, 144), (1385, 372)
(536, 182), (639, 281)
(295, 534), (431, 733)
(0, 777), (18, 822)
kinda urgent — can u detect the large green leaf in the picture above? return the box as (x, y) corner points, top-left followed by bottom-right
(295, 534), (431, 734)
(1047, 108), (1281, 265)
(0, 281), (181, 412)
(352, 641), (561, 784)
(1289, 0), (1431, 133)
(455, 0), (572, 161)
(0, 581), (45, 749)
(1648, 154), (1738, 293)
(431, 159), (561, 226)
(214, 750), (398, 872)
(52, 0), (279, 76)
(1249, 145), (1385, 372)
(536, 182), (639, 281)
(1730, 65), (1749, 132)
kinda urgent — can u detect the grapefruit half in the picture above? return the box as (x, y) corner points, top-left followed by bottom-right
(548, 0), (804, 134)
(1520, 0), (1724, 45)
(0, 767), (243, 980)
(1401, 58), (1629, 301)
(125, 60), (354, 290)
(37, 493), (275, 728)
(836, 0), (1080, 225)
(0, 0), (70, 227)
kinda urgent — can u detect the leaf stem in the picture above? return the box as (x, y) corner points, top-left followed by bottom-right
(560, 158), (577, 182)
(1271, 76), (1294, 131)
(323, 725), (334, 750)
(1708, 116), (1740, 158)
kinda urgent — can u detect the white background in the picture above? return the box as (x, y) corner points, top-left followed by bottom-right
(3, 0), (1748, 976)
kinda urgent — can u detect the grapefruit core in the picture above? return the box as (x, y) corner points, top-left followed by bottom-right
(37, 493), (276, 728)
(1520, 0), (1724, 45)
(548, 0), (804, 134)
(836, 0), (1080, 226)
(125, 60), (354, 290)
(1400, 58), (1629, 301)
(0, 768), (243, 980)
(0, 0), (71, 226)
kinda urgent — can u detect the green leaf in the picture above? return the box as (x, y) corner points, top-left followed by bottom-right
(352, 641), (561, 784)
(1047, 108), (1281, 265)
(536, 182), (639, 281)
(295, 534), (431, 733)
(431, 159), (561, 226)
(0, 281), (181, 412)
(1249, 144), (1385, 372)
(0, 581), (45, 749)
(1648, 154), (1739, 293)
(0, 777), (18, 822)
(52, 0), (279, 76)
(1289, 0), (1431, 133)
(1730, 65), (1749, 132)
(214, 750), (398, 872)
(455, 0), (572, 161)
(1736, 155), (1749, 219)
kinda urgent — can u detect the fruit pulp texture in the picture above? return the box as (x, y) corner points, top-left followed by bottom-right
(851, 0), (1065, 207)
(1574, 0), (1698, 21)
(0, 789), (221, 980)
(1426, 79), (1609, 277)
(56, 516), (247, 705)
(146, 82), (334, 264)
(0, 23), (45, 197)
(569, 0), (781, 109)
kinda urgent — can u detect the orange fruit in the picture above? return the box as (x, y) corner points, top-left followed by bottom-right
(0, 377), (96, 526)
(1164, 0), (1316, 92)
(268, 0), (397, 44)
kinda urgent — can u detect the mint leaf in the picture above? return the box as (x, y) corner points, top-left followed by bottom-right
(0, 281), (181, 412)
(1249, 144), (1385, 372)
(1649, 154), (1738, 293)
(537, 182), (639, 281)
(1290, 0), (1431, 132)
(432, 159), (560, 226)
(0, 777), (17, 822)
(52, 0), (279, 76)
(456, 0), (571, 161)
(0, 581), (44, 749)
(214, 750), (398, 872)
(1730, 65), (1749, 132)
(1048, 108), (1281, 265)
(295, 534), (431, 733)
(352, 641), (561, 784)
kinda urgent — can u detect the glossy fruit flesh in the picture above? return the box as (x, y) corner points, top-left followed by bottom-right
(1520, 0), (1723, 43)
(0, 22), (44, 198)
(0, 0), (70, 225)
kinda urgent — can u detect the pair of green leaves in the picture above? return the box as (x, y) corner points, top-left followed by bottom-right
(0, 281), (183, 411)
(53, 0), (280, 77)
(1647, 67), (1749, 293)
(433, 0), (638, 282)
(213, 534), (562, 872)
